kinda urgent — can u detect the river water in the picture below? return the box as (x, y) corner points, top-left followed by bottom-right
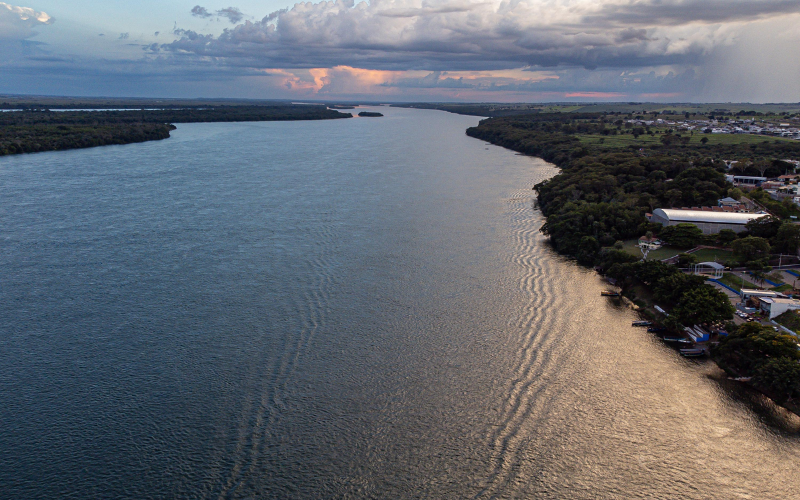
(1, 106), (799, 498)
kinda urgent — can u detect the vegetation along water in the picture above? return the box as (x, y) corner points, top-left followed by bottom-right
(465, 105), (800, 412)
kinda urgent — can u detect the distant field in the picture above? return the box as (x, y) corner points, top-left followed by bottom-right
(571, 103), (800, 114)
(718, 273), (759, 292)
(618, 240), (684, 261)
(578, 132), (796, 149)
(689, 249), (736, 264)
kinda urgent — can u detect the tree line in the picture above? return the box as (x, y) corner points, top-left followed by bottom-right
(0, 105), (352, 156)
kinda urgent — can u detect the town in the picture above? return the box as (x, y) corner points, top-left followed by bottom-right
(626, 114), (800, 140)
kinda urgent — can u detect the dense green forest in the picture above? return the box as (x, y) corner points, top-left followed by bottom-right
(0, 105), (351, 156)
(715, 322), (800, 411)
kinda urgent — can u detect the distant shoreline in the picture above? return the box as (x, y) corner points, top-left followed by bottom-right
(0, 105), (352, 157)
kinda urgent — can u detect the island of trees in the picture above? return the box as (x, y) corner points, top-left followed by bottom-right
(0, 104), (352, 156)
(465, 107), (800, 411)
(358, 111), (383, 117)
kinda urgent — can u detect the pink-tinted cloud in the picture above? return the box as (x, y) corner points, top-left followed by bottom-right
(563, 92), (625, 98)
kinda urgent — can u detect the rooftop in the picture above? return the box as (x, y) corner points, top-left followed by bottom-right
(652, 208), (767, 225)
(758, 297), (800, 305)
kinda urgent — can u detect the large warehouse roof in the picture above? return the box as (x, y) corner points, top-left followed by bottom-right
(653, 208), (768, 225)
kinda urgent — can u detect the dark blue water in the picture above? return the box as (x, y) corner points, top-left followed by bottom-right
(1, 107), (799, 498)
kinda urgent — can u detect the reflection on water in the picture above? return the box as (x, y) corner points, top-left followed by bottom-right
(1, 107), (798, 498)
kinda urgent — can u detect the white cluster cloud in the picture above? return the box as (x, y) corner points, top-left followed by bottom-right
(0, 1), (53, 41)
(163, 0), (800, 72)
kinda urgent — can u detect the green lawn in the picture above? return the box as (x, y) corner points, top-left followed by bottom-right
(617, 240), (684, 261)
(717, 272), (759, 292)
(578, 131), (796, 149)
(689, 248), (737, 264)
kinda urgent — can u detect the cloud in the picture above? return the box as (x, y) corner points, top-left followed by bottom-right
(0, 2), (53, 41)
(191, 5), (212, 18)
(192, 5), (245, 23)
(119, 32), (129, 40)
(217, 7), (244, 24)
(162, 0), (800, 73)
(584, 0), (800, 27)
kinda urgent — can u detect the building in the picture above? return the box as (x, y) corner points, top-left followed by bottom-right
(724, 175), (767, 187)
(638, 236), (662, 249)
(650, 208), (768, 234)
(757, 297), (800, 319)
(740, 289), (786, 304)
(693, 262), (724, 278)
(718, 197), (746, 211)
(761, 181), (784, 190)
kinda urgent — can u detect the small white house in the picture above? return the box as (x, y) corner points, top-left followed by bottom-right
(638, 236), (662, 249)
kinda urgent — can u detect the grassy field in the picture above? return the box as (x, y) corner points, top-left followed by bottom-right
(618, 240), (684, 260)
(578, 132), (796, 149)
(717, 272), (759, 292)
(570, 103), (800, 114)
(689, 248), (737, 264)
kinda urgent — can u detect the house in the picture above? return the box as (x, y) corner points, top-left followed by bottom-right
(718, 197), (746, 211)
(638, 236), (662, 249)
(757, 297), (800, 319)
(650, 208), (768, 234)
(729, 176), (767, 188)
(761, 181), (784, 190)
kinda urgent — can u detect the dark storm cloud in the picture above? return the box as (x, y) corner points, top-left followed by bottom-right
(159, 0), (799, 72)
(584, 0), (800, 27)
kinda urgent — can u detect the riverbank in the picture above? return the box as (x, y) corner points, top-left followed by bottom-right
(464, 111), (800, 416)
(0, 105), (352, 156)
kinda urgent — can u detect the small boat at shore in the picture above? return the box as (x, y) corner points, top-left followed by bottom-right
(663, 336), (693, 344)
(680, 348), (706, 357)
(601, 290), (620, 297)
(647, 327), (666, 333)
(632, 320), (652, 327)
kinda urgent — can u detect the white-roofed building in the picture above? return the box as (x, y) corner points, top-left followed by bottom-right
(650, 208), (768, 234)
(757, 297), (800, 319)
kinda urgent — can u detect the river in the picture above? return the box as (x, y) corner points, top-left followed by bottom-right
(1, 106), (799, 498)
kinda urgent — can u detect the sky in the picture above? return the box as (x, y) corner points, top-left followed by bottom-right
(1, 0), (800, 102)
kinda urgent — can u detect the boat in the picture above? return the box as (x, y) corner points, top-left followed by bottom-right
(663, 336), (693, 344)
(601, 290), (620, 297)
(632, 320), (652, 327)
(647, 327), (666, 333)
(680, 348), (706, 357)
